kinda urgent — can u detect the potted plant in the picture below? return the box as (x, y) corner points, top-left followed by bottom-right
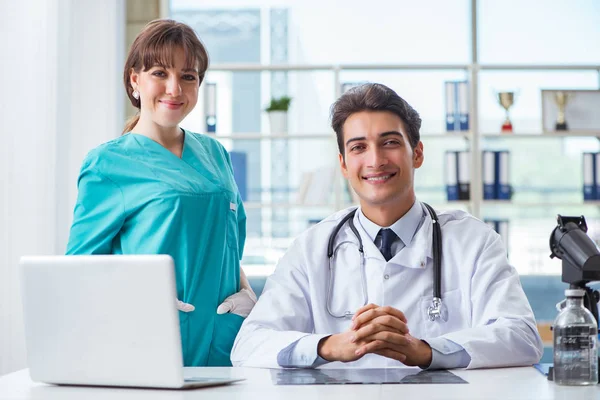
(265, 96), (292, 134)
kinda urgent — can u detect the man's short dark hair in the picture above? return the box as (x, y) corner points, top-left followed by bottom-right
(330, 83), (422, 157)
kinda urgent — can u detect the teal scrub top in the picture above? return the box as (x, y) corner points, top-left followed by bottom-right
(66, 130), (246, 366)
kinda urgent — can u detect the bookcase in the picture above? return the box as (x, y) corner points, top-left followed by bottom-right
(175, 2), (600, 275)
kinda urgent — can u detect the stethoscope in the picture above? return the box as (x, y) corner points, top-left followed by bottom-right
(326, 202), (443, 321)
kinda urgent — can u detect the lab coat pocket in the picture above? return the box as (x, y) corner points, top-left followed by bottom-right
(419, 289), (466, 338)
(207, 312), (244, 366)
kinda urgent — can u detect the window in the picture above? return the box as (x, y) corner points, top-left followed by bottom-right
(170, 0), (600, 275)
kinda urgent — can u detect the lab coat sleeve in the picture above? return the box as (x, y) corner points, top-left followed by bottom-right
(66, 163), (125, 254)
(434, 231), (544, 369)
(231, 238), (320, 368)
(277, 334), (331, 368)
(425, 338), (471, 369)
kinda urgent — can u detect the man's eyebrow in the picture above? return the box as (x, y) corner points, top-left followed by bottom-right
(345, 136), (366, 147)
(345, 131), (404, 147)
(380, 131), (404, 139)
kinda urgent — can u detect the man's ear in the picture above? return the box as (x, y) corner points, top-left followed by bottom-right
(339, 152), (349, 179)
(413, 141), (424, 169)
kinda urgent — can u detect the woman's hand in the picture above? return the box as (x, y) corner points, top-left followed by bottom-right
(176, 299), (195, 312)
(216, 288), (257, 317)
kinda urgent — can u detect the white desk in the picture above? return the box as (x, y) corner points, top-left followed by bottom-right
(0, 367), (598, 400)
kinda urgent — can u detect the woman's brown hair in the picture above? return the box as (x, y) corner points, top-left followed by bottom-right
(122, 19), (209, 134)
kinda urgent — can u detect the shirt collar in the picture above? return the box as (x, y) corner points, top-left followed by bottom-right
(357, 200), (424, 246)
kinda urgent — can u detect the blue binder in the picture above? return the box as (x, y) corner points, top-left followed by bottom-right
(445, 151), (459, 201)
(583, 153), (596, 201)
(457, 81), (469, 131)
(229, 151), (248, 201)
(205, 83), (217, 133)
(206, 116), (216, 133)
(593, 153), (600, 201)
(445, 82), (457, 131)
(482, 151), (496, 200)
(457, 151), (470, 200)
(495, 151), (511, 200)
(445, 81), (469, 132)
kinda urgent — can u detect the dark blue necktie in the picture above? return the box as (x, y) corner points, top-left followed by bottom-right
(378, 228), (398, 261)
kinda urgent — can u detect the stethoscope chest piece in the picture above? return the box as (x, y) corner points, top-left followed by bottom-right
(427, 297), (444, 321)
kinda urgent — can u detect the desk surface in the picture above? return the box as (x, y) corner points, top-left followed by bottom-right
(1, 366), (599, 400)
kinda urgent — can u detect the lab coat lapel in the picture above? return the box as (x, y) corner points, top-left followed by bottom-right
(352, 205), (434, 267)
(351, 210), (386, 261)
(389, 214), (433, 269)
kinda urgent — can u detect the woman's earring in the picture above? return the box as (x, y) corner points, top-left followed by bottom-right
(132, 90), (140, 100)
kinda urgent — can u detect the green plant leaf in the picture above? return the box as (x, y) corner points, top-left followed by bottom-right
(266, 96), (292, 112)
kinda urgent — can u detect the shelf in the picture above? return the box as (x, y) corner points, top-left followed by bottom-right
(424, 133), (472, 139)
(482, 132), (600, 138)
(205, 133), (334, 140)
(340, 64), (470, 71)
(205, 132), (472, 140)
(205, 132), (599, 140)
(208, 63), (470, 72)
(481, 201), (600, 207)
(478, 64), (600, 71)
(340, 201), (473, 209)
(207, 63), (600, 73)
(243, 202), (336, 209)
(434, 200), (472, 207)
(243, 201), (474, 210)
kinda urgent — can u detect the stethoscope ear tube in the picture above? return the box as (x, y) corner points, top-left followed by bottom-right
(327, 209), (358, 258)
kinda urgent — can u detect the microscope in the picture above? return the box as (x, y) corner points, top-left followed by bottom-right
(549, 214), (600, 382)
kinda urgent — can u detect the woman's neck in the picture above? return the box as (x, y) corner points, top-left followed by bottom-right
(131, 118), (184, 156)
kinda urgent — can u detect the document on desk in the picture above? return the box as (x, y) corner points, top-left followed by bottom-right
(533, 363), (552, 378)
(271, 368), (467, 385)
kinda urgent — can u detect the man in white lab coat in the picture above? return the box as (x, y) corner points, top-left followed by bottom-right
(231, 83), (543, 369)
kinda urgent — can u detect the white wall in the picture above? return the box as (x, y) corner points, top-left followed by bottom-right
(0, 0), (125, 376)
(54, 0), (126, 253)
(0, 0), (57, 376)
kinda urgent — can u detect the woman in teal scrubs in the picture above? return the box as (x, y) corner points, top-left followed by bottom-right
(66, 19), (256, 366)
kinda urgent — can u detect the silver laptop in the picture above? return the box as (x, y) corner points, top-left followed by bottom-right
(19, 255), (244, 389)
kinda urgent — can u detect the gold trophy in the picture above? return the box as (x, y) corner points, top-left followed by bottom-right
(553, 91), (573, 131)
(497, 92), (515, 133)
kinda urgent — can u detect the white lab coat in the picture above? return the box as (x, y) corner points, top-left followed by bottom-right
(231, 205), (543, 369)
